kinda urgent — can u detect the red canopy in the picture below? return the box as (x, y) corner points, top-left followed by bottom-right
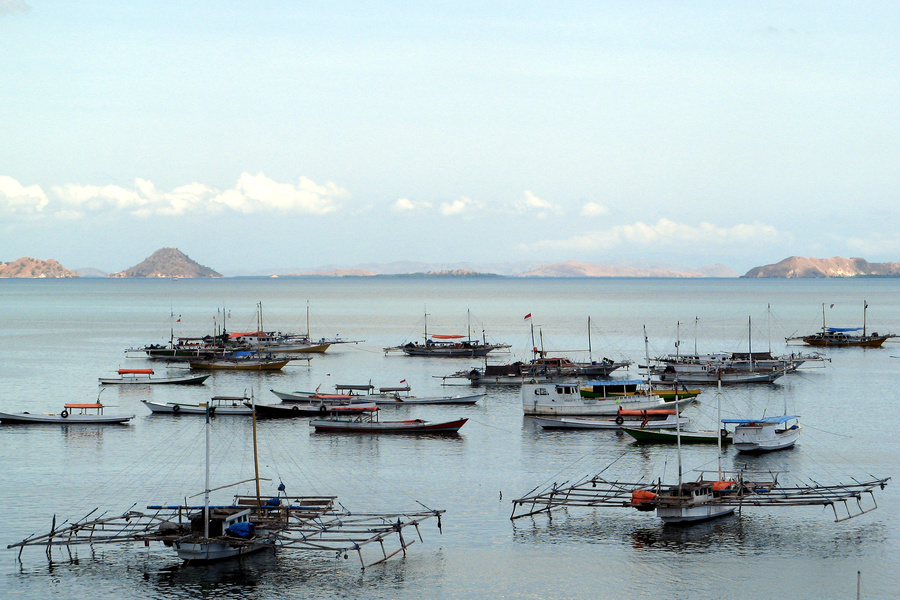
(431, 334), (464, 340)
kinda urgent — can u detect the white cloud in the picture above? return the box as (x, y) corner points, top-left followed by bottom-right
(393, 197), (432, 212)
(440, 196), (482, 216)
(508, 190), (563, 218)
(0, 176), (49, 214)
(580, 201), (609, 217)
(3, 173), (349, 219)
(527, 219), (784, 252)
(211, 173), (346, 215)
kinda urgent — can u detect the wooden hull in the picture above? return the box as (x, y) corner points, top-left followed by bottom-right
(657, 504), (736, 523)
(800, 335), (888, 347)
(174, 538), (274, 563)
(99, 374), (211, 385)
(0, 411), (134, 424)
(366, 394), (482, 405)
(189, 359), (290, 371)
(252, 403), (377, 419)
(310, 417), (468, 433)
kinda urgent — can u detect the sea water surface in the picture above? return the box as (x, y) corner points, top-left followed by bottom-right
(1, 277), (898, 599)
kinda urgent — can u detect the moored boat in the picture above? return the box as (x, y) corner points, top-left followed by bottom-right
(142, 396), (254, 415)
(522, 381), (696, 417)
(532, 408), (689, 430)
(622, 427), (732, 445)
(787, 301), (894, 347)
(310, 410), (468, 434)
(722, 415), (801, 453)
(249, 402), (378, 419)
(99, 368), (211, 385)
(0, 402), (134, 425)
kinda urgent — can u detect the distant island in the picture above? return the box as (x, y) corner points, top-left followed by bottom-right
(0, 257), (78, 278)
(742, 256), (900, 278)
(108, 248), (221, 278)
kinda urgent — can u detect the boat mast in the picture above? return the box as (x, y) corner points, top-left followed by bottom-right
(251, 391), (262, 519)
(587, 316), (593, 363)
(675, 321), (680, 361)
(204, 403), (211, 540)
(716, 372), (723, 480)
(748, 316), (753, 370)
(863, 300), (868, 337)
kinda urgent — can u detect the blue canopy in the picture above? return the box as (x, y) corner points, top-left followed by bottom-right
(722, 415), (799, 424)
(825, 327), (862, 332)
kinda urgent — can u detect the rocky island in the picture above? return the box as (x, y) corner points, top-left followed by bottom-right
(108, 248), (221, 278)
(0, 257), (78, 278)
(743, 256), (900, 278)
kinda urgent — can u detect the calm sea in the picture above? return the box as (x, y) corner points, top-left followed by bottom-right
(1, 277), (898, 599)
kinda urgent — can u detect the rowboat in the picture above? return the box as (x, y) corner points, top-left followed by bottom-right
(310, 411), (468, 434)
(0, 402), (134, 425)
(142, 396), (254, 415)
(99, 368), (211, 385)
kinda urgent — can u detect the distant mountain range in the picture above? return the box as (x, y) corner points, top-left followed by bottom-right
(742, 256), (900, 278)
(5, 251), (900, 279)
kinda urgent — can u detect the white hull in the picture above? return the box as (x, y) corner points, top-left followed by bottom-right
(364, 393), (483, 405)
(732, 427), (801, 453)
(0, 411), (134, 424)
(141, 400), (252, 415)
(522, 383), (695, 416)
(657, 504), (736, 523)
(99, 374), (210, 385)
(532, 414), (690, 430)
(174, 539), (273, 563)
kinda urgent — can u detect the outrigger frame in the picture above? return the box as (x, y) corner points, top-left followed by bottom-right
(9, 495), (444, 570)
(510, 469), (890, 523)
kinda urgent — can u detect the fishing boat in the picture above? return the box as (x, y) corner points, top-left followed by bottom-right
(249, 402), (378, 419)
(142, 395), (255, 415)
(532, 408), (689, 430)
(787, 301), (894, 347)
(189, 355), (292, 371)
(99, 368), (211, 385)
(0, 402), (134, 425)
(722, 415), (801, 453)
(363, 385), (483, 405)
(522, 381), (696, 416)
(8, 400), (445, 567)
(581, 380), (701, 401)
(623, 378), (730, 445)
(442, 362), (560, 386)
(384, 310), (510, 358)
(310, 409), (468, 434)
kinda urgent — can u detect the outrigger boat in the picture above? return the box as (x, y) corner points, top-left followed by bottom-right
(8, 399), (445, 567)
(99, 368), (211, 385)
(384, 310), (510, 358)
(0, 402), (134, 425)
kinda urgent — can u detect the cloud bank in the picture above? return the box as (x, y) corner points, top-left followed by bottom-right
(0, 173), (348, 219)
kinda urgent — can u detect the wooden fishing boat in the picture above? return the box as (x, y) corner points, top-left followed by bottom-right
(310, 411), (468, 434)
(787, 301), (894, 347)
(249, 402), (378, 419)
(384, 310), (510, 358)
(99, 368), (211, 385)
(363, 386), (483, 405)
(532, 408), (689, 430)
(142, 396), (254, 415)
(580, 381), (702, 400)
(622, 427), (732, 445)
(189, 353), (291, 371)
(522, 381), (696, 416)
(0, 402), (134, 425)
(722, 415), (801, 453)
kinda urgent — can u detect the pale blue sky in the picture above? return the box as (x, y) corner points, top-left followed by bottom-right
(2, 2), (898, 273)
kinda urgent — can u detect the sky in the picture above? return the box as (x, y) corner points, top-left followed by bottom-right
(1, 2), (898, 274)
